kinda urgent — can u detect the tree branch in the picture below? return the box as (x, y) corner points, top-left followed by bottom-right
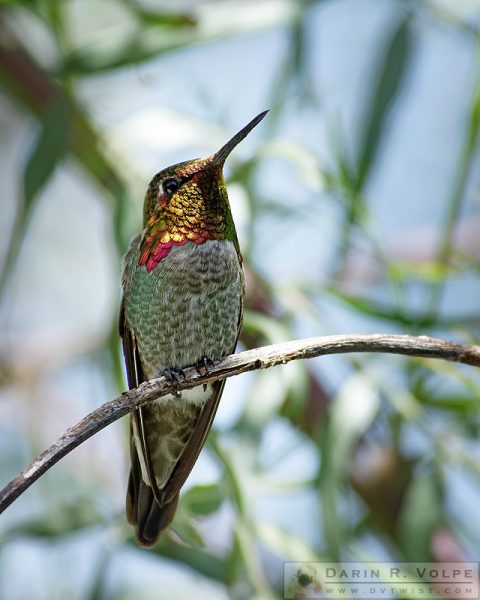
(1, 333), (479, 514)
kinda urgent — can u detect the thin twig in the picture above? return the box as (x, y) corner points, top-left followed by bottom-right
(1, 333), (479, 514)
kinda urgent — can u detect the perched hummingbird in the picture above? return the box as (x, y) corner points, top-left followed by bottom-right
(119, 111), (268, 546)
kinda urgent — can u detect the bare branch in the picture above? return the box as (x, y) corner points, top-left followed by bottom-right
(1, 333), (479, 514)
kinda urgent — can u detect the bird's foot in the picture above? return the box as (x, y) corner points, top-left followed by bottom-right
(161, 367), (185, 397)
(195, 355), (215, 377)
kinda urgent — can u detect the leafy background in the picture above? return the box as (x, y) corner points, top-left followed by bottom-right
(0, 0), (480, 598)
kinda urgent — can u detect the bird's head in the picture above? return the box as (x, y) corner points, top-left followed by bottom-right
(139, 111), (268, 272)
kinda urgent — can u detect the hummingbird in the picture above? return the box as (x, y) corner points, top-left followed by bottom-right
(119, 111), (268, 546)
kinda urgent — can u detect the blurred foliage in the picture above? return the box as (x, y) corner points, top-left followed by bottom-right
(0, 0), (480, 599)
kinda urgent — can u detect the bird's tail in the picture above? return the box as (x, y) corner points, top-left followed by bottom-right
(126, 436), (179, 547)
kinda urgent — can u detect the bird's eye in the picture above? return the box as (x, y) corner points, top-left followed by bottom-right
(163, 178), (179, 195)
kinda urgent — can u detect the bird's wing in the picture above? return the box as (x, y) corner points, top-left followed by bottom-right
(119, 297), (144, 389)
(120, 237), (168, 510)
(121, 297), (181, 545)
(158, 379), (227, 505)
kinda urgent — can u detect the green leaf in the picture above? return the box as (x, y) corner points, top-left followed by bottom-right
(322, 286), (480, 329)
(259, 139), (325, 191)
(417, 393), (480, 412)
(388, 260), (452, 283)
(23, 98), (70, 210)
(135, 9), (196, 28)
(152, 534), (230, 584)
(324, 286), (480, 329)
(62, 2), (297, 75)
(233, 519), (277, 600)
(242, 310), (292, 344)
(0, 96), (71, 296)
(183, 483), (224, 516)
(257, 522), (327, 562)
(324, 286), (427, 326)
(398, 470), (443, 559)
(0, 97), (70, 295)
(0, 97), (70, 296)
(62, 29), (189, 75)
(328, 374), (380, 477)
(0, 0), (34, 5)
(356, 15), (413, 189)
(4, 501), (102, 540)
(171, 511), (205, 547)
(208, 432), (246, 516)
(319, 374), (380, 557)
(467, 73), (480, 153)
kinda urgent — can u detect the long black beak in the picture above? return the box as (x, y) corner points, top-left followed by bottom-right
(213, 110), (268, 166)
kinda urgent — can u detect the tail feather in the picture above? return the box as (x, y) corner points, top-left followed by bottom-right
(126, 436), (179, 547)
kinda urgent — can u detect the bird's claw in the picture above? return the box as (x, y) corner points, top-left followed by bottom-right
(161, 367), (185, 397)
(195, 356), (214, 377)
